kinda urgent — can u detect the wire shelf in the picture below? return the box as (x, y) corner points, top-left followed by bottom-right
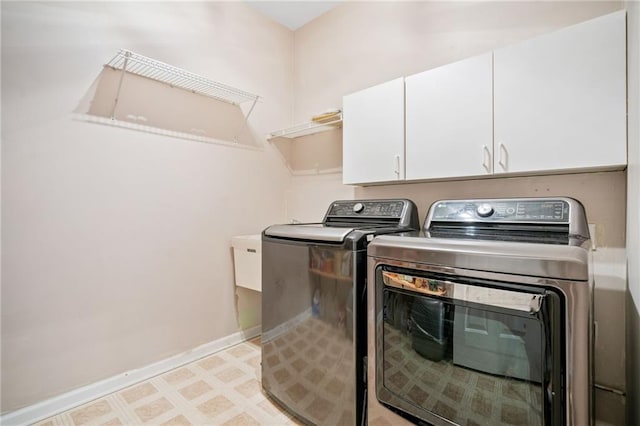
(105, 49), (259, 105)
(268, 112), (342, 140)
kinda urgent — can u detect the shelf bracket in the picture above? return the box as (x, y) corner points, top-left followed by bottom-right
(110, 51), (131, 120)
(233, 96), (258, 143)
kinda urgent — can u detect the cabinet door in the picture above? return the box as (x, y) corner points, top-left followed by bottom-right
(343, 78), (405, 185)
(406, 53), (493, 180)
(494, 10), (626, 175)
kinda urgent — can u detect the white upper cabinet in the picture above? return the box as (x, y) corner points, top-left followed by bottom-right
(341, 10), (626, 186)
(406, 52), (494, 180)
(343, 78), (405, 185)
(493, 10), (626, 174)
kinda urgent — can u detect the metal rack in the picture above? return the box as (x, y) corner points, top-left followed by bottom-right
(268, 112), (342, 140)
(105, 49), (260, 138)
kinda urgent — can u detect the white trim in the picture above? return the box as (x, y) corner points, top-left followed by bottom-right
(261, 308), (311, 342)
(0, 326), (261, 426)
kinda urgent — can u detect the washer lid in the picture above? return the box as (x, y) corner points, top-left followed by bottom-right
(264, 224), (355, 242)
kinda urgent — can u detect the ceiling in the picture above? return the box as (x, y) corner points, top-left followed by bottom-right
(245, 1), (342, 30)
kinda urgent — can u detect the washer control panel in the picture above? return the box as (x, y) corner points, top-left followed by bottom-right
(327, 200), (406, 218)
(430, 199), (570, 223)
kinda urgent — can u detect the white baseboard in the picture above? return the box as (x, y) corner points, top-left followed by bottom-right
(1, 325), (261, 426)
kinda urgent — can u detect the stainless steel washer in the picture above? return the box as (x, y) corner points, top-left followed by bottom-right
(261, 199), (419, 425)
(367, 197), (592, 426)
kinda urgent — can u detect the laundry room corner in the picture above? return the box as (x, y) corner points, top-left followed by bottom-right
(1, 1), (293, 416)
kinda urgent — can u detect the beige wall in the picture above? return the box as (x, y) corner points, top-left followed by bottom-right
(625, 1), (640, 424)
(1, 1), (292, 412)
(293, 0), (623, 121)
(291, 1), (628, 423)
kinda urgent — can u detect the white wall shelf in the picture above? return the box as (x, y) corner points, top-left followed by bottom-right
(268, 112), (342, 140)
(106, 49), (259, 106)
(80, 49), (262, 146)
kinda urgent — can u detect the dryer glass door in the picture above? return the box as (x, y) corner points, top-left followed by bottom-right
(375, 268), (564, 426)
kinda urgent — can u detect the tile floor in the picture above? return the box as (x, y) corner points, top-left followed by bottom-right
(381, 323), (541, 425)
(35, 338), (302, 426)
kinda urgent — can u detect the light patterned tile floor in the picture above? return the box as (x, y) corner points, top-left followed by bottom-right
(34, 338), (302, 426)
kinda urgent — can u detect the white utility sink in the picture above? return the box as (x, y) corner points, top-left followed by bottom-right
(231, 234), (261, 292)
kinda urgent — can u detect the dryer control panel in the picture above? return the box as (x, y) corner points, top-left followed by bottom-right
(430, 199), (570, 223)
(424, 197), (590, 246)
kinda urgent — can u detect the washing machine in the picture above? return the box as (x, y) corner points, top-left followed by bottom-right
(262, 199), (419, 425)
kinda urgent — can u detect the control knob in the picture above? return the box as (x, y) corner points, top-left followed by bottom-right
(353, 202), (365, 213)
(476, 203), (494, 218)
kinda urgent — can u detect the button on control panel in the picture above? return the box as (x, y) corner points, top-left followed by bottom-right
(476, 203), (494, 218)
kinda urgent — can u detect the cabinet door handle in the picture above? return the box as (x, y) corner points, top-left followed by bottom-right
(482, 145), (492, 173)
(498, 143), (508, 171)
(394, 155), (400, 179)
